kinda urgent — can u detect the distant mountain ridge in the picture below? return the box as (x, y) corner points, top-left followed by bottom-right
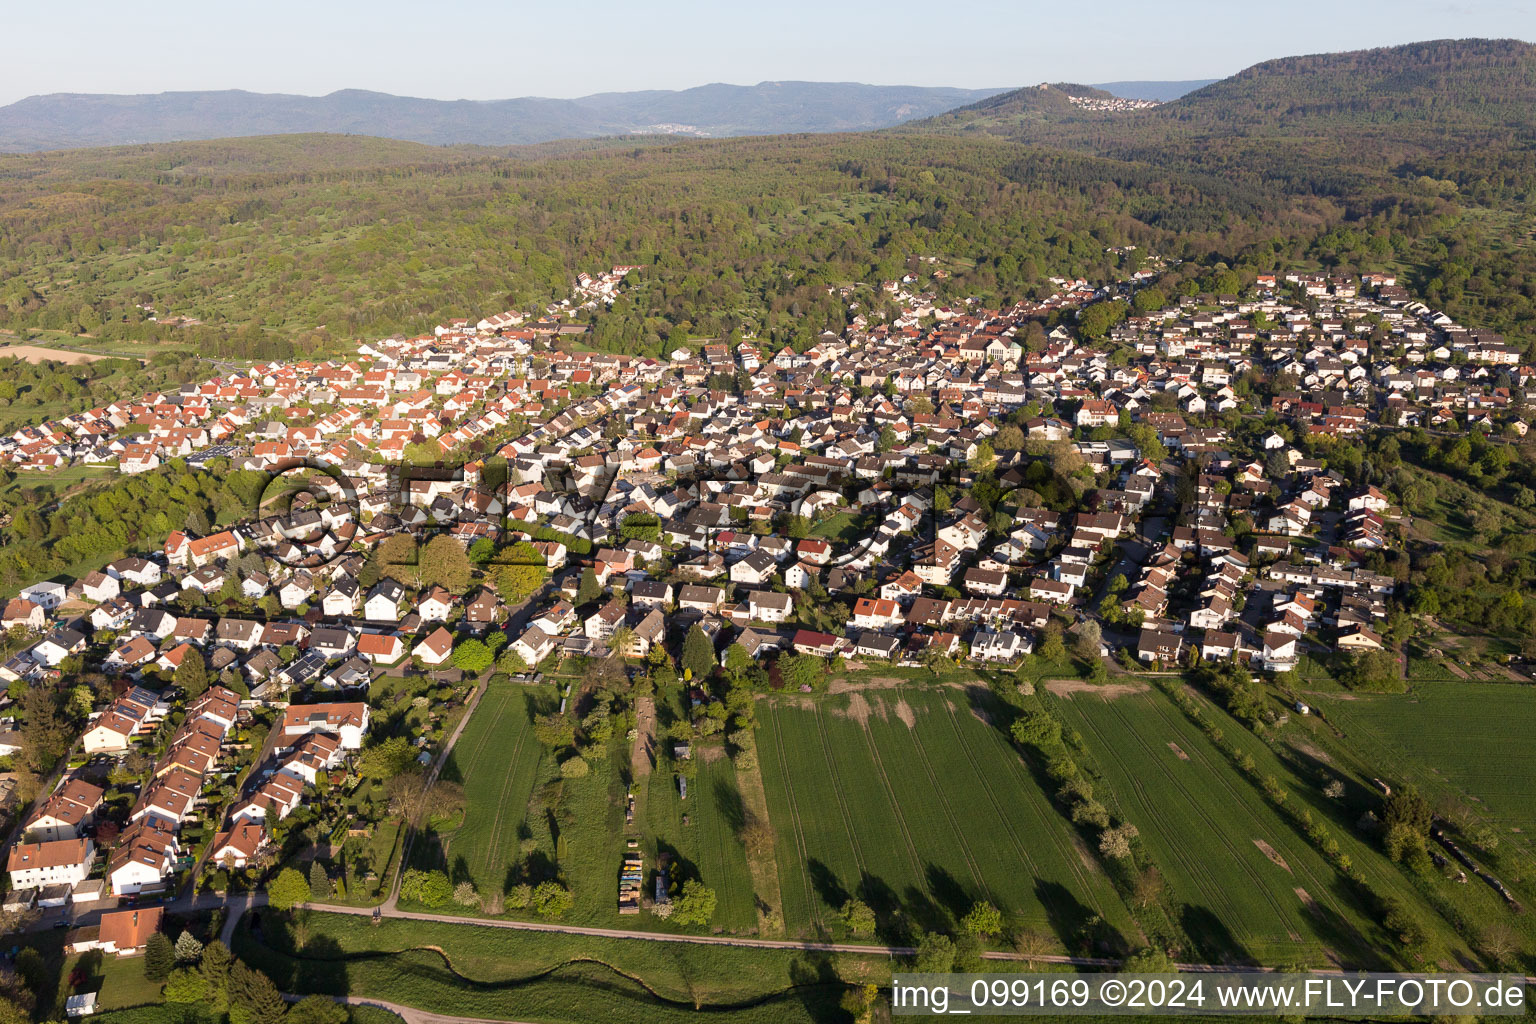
(0, 78), (1221, 153)
(0, 82), (1016, 152)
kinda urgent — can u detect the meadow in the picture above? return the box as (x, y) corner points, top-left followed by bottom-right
(754, 685), (1135, 947)
(417, 679), (557, 899)
(636, 727), (759, 932)
(232, 912), (890, 1024)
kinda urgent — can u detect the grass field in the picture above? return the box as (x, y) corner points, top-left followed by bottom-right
(755, 686), (1135, 947)
(233, 911), (888, 1024)
(1305, 681), (1536, 836)
(638, 735), (759, 932)
(419, 679), (557, 899)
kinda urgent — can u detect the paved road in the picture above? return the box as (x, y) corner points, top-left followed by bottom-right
(293, 994), (537, 1024)
(307, 899), (1119, 966)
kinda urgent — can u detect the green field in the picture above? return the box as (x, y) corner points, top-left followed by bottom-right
(232, 911), (887, 1024)
(1306, 681), (1536, 837)
(755, 686), (1135, 946)
(1049, 684), (1474, 967)
(422, 680), (557, 899)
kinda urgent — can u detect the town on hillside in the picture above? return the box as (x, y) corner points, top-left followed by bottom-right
(0, 254), (1526, 939)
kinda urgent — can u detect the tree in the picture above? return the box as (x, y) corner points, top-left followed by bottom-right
(199, 940), (233, 1011)
(454, 881), (481, 908)
(1099, 823), (1140, 859)
(914, 931), (956, 973)
(779, 653), (825, 691)
(681, 624), (716, 680)
(969, 440), (996, 473)
(996, 424), (1025, 451)
(400, 868), (454, 908)
(532, 880), (574, 919)
(174, 929), (204, 964)
(723, 643), (753, 683)
(1122, 947), (1176, 972)
(144, 931), (175, 981)
(359, 735), (418, 779)
(576, 567), (602, 607)
(452, 638), (494, 675)
(163, 968), (209, 1003)
(670, 879), (717, 926)
(267, 867), (311, 911)
(533, 712), (576, 749)
(308, 860), (332, 900)
(1074, 620), (1103, 661)
(418, 534), (472, 593)
(228, 960), (288, 1024)
(384, 771), (429, 825)
(490, 562), (545, 601)
(287, 995), (348, 1024)
(839, 897), (876, 937)
(1039, 625), (1066, 663)
(961, 900), (1003, 939)
(174, 650), (209, 699)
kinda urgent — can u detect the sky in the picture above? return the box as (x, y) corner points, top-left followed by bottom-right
(4, 0), (1534, 106)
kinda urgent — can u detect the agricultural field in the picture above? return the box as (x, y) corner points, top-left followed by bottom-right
(755, 685), (1135, 946)
(1303, 681), (1536, 837)
(415, 679), (557, 900)
(1049, 683), (1475, 967)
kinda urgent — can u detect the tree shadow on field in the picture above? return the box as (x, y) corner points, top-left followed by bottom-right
(924, 862), (972, 925)
(807, 857), (848, 912)
(1181, 904), (1253, 966)
(714, 777), (747, 833)
(1036, 879), (1117, 956)
(787, 948), (847, 1024)
(901, 883), (950, 936)
(856, 872), (913, 945)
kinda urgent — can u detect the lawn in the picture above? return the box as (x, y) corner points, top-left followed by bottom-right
(59, 951), (166, 1012)
(808, 510), (870, 545)
(1049, 683), (1470, 967)
(416, 678), (556, 899)
(233, 911), (887, 1024)
(755, 686), (1134, 947)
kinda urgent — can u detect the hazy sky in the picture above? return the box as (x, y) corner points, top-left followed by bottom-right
(4, 0), (1533, 105)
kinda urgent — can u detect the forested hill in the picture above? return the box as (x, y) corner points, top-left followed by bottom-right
(1168, 38), (1536, 128)
(908, 38), (1536, 200)
(0, 82), (1011, 152)
(3, 40), (1536, 364)
(917, 39), (1536, 140)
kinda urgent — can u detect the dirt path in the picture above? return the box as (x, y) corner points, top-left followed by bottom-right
(631, 697), (655, 777)
(389, 674), (491, 909)
(1046, 678), (1148, 699)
